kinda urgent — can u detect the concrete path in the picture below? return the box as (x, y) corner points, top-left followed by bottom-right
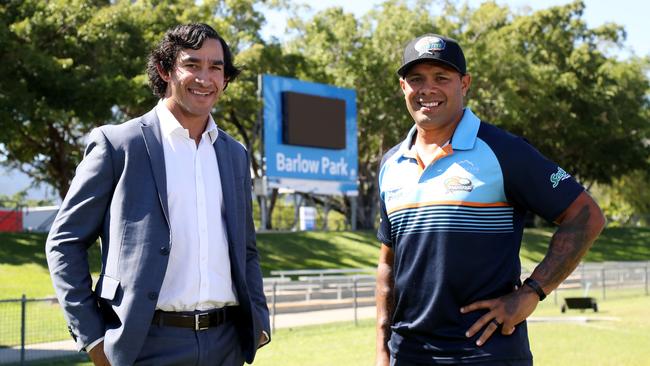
(272, 305), (376, 329)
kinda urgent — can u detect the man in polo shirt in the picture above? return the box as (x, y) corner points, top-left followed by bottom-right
(375, 34), (606, 365)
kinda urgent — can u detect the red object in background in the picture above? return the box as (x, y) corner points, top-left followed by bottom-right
(0, 209), (22, 232)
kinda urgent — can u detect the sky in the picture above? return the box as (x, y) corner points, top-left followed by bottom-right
(263, 0), (648, 57)
(1, 0), (647, 202)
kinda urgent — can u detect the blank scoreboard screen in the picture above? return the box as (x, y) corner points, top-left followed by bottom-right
(282, 91), (346, 149)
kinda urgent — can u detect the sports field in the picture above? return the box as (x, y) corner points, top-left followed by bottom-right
(35, 295), (650, 366)
(2, 228), (649, 365)
(2, 227), (649, 298)
(254, 295), (650, 366)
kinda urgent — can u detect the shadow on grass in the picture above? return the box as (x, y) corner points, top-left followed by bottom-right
(257, 230), (379, 276)
(0, 232), (49, 267)
(0, 232), (101, 272)
(586, 227), (650, 261)
(3, 227), (647, 276)
(520, 227), (650, 263)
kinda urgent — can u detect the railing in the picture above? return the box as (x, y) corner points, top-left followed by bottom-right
(0, 296), (84, 365)
(270, 267), (375, 279)
(265, 274), (377, 332)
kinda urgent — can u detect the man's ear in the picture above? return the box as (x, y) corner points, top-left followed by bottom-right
(399, 77), (407, 95)
(223, 78), (230, 91)
(461, 73), (472, 97)
(156, 62), (171, 82)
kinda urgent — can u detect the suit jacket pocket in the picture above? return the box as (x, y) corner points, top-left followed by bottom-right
(97, 275), (120, 300)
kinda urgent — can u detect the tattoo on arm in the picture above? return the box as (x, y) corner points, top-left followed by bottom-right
(376, 255), (395, 352)
(534, 204), (593, 289)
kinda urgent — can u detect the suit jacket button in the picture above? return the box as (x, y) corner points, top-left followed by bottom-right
(148, 292), (158, 300)
(160, 246), (170, 255)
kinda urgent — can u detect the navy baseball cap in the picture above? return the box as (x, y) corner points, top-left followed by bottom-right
(397, 34), (466, 77)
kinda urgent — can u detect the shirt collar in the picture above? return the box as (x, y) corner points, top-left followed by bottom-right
(155, 99), (219, 144)
(398, 107), (480, 157)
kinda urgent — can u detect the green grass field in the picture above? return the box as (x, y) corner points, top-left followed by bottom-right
(1, 227), (649, 364)
(261, 295), (650, 366)
(2, 227), (649, 298)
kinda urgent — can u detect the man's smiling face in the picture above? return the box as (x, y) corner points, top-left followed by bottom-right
(160, 38), (226, 123)
(400, 62), (471, 131)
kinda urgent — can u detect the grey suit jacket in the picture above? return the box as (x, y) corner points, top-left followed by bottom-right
(46, 108), (270, 365)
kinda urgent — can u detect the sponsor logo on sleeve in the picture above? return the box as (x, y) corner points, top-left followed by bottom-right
(550, 167), (571, 188)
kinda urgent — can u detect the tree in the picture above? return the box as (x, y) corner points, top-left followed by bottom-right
(0, 0), (155, 198)
(0, 0), (285, 200)
(283, 0), (649, 229)
(0, 189), (55, 209)
(439, 0), (649, 187)
(1, 0), (647, 230)
(282, 0), (440, 229)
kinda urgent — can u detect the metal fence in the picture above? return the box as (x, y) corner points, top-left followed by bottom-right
(1, 262), (649, 365)
(0, 296), (85, 365)
(521, 261), (650, 305)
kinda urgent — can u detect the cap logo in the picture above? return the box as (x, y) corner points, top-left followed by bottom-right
(414, 36), (446, 56)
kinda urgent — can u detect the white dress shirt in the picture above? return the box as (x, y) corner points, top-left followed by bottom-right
(155, 100), (238, 311)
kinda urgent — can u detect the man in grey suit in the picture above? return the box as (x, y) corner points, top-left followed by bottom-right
(46, 23), (270, 366)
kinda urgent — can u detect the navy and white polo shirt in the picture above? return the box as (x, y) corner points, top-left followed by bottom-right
(377, 108), (584, 364)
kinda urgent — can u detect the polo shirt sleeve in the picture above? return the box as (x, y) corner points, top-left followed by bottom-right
(499, 136), (584, 222)
(377, 196), (393, 246)
(376, 148), (398, 247)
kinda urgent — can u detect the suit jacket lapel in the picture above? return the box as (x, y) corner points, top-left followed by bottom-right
(215, 133), (238, 250)
(140, 109), (171, 227)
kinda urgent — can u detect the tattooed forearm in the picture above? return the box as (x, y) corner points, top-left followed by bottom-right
(531, 195), (605, 291)
(376, 262), (394, 336)
(376, 246), (395, 357)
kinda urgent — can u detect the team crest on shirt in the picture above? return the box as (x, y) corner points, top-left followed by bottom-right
(444, 176), (474, 193)
(550, 167), (570, 188)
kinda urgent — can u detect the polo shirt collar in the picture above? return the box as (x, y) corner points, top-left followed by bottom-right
(450, 108), (480, 150)
(398, 107), (481, 157)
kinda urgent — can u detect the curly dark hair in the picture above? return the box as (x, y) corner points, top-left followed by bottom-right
(146, 23), (241, 98)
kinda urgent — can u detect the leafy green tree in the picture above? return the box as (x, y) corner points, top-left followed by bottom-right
(462, 1), (649, 188)
(594, 167), (650, 226)
(282, 0), (440, 229)
(285, 0), (649, 229)
(0, 0), (284, 200)
(0, 0), (154, 198)
(1, 0), (647, 231)
(0, 190), (55, 209)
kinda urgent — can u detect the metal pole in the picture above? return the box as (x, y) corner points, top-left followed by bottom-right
(350, 196), (357, 231)
(271, 282), (277, 334)
(260, 196), (268, 230)
(353, 277), (358, 326)
(20, 294), (26, 365)
(256, 73), (268, 231)
(645, 263), (648, 296)
(601, 268), (606, 300)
